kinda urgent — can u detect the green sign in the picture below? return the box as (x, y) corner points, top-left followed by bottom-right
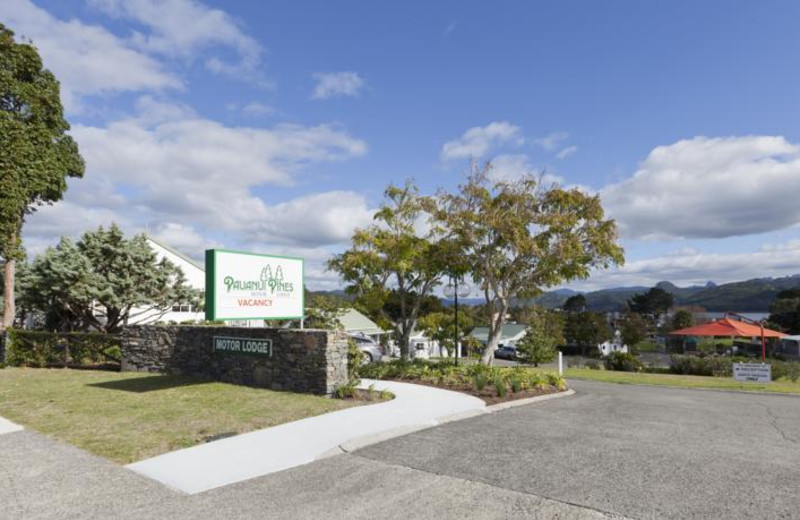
(213, 336), (273, 357)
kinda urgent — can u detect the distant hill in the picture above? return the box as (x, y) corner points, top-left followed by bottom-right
(316, 275), (800, 313)
(529, 274), (800, 312)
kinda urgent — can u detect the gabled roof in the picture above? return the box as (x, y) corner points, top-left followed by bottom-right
(337, 308), (388, 335)
(146, 235), (205, 272)
(470, 324), (527, 343)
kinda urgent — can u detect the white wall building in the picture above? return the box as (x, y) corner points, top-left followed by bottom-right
(128, 236), (268, 327)
(125, 236), (207, 326)
(598, 330), (629, 357)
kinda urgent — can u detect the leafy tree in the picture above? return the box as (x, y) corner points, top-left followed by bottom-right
(327, 181), (448, 359)
(429, 161), (624, 364)
(628, 287), (674, 324)
(619, 311), (648, 348)
(23, 224), (198, 332)
(417, 309), (475, 358)
(767, 289), (800, 334)
(564, 311), (613, 354)
(0, 24), (85, 329)
(670, 308), (695, 331)
(562, 294), (587, 313)
(516, 308), (564, 367)
(303, 290), (350, 330)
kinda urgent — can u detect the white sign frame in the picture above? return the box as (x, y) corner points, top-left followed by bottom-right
(205, 249), (304, 321)
(733, 363), (771, 383)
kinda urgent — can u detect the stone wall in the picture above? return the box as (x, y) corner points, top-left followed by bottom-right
(121, 326), (349, 395)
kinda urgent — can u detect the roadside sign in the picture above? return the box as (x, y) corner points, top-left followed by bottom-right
(733, 363), (771, 383)
(213, 336), (272, 357)
(205, 249), (304, 321)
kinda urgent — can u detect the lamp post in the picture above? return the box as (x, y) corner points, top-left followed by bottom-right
(443, 276), (471, 365)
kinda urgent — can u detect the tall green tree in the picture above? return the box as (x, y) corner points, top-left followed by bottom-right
(564, 311), (613, 354)
(516, 308), (564, 367)
(23, 225), (199, 332)
(0, 24), (84, 329)
(327, 181), (448, 359)
(628, 287), (674, 324)
(430, 161), (624, 364)
(562, 294), (587, 313)
(767, 289), (800, 334)
(417, 309), (475, 358)
(619, 311), (649, 348)
(670, 308), (695, 331)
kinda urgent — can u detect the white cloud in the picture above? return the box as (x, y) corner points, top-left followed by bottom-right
(241, 102), (276, 117)
(311, 72), (366, 100)
(602, 136), (800, 240)
(556, 145), (578, 159)
(570, 242), (800, 291)
(69, 105), (368, 233)
(4, 0), (181, 111)
(88, 0), (264, 80)
(249, 191), (374, 247)
(535, 131), (569, 151)
(440, 122), (523, 161)
(148, 222), (220, 259)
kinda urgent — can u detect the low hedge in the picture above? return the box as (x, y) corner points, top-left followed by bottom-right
(670, 354), (800, 382)
(5, 329), (121, 369)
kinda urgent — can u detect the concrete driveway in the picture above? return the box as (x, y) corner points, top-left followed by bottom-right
(2, 380), (798, 519)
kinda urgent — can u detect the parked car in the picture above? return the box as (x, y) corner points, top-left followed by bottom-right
(494, 345), (519, 360)
(347, 334), (383, 364)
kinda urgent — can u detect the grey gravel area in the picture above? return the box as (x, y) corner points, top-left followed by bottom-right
(356, 380), (800, 520)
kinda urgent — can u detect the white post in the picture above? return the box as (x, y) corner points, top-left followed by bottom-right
(558, 351), (563, 376)
(300, 318), (304, 330)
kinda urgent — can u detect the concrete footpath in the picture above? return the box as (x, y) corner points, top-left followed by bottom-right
(127, 378), (486, 494)
(0, 416), (23, 435)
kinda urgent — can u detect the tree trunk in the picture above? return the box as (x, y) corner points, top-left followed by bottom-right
(398, 324), (412, 360)
(2, 234), (16, 330)
(481, 299), (509, 366)
(481, 326), (502, 365)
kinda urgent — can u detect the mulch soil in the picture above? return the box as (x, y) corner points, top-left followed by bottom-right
(381, 378), (564, 405)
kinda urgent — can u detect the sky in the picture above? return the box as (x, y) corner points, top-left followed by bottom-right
(5, 0), (800, 292)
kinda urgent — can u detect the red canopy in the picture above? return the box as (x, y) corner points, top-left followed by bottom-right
(670, 317), (786, 338)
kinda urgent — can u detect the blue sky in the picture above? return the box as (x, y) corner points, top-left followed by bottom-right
(6, 0), (800, 291)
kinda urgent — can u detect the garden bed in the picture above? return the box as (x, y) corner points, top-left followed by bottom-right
(360, 359), (567, 404)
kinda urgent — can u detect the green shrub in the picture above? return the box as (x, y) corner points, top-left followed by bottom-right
(786, 362), (800, 383)
(356, 359), (567, 394)
(604, 352), (643, 372)
(472, 373), (488, 391)
(492, 374), (507, 398)
(346, 337), (365, 383)
(584, 359), (601, 370)
(334, 381), (358, 399)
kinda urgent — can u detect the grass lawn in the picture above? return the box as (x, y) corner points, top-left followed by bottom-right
(565, 368), (800, 395)
(0, 368), (361, 464)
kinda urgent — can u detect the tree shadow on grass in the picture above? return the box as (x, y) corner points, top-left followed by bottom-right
(87, 374), (210, 393)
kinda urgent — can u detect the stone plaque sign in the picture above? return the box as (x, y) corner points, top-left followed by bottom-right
(213, 336), (272, 357)
(733, 363), (771, 383)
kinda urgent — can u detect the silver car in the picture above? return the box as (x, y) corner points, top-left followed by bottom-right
(348, 334), (383, 364)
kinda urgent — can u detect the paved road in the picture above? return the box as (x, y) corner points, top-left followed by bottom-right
(358, 380), (800, 519)
(2, 381), (798, 519)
